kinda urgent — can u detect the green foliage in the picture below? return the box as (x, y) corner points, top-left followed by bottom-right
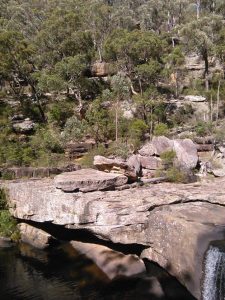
(195, 121), (213, 137)
(129, 119), (148, 141)
(0, 210), (18, 239)
(0, 189), (7, 210)
(154, 123), (169, 137)
(0, 188), (19, 240)
(166, 166), (189, 183)
(107, 140), (132, 159)
(1, 0), (225, 170)
(160, 150), (176, 168)
(62, 116), (87, 143)
(48, 101), (74, 126)
(79, 145), (107, 168)
(86, 98), (114, 143)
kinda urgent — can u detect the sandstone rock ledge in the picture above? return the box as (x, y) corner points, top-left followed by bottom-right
(2, 177), (225, 299)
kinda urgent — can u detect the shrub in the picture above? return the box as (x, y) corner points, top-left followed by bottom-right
(0, 189), (8, 210)
(107, 140), (132, 159)
(166, 166), (188, 183)
(154, 123), (169, 136)
(129, 119), (148, 141)
(195, 121), (213, 137)
(62, 116), (88, 142)
(160, 150), (176, 168)
(0, 188), (19, 240)
(79, 145), (107, 168)
(0, 210), (18, 239)
(48, 101), (74, 126)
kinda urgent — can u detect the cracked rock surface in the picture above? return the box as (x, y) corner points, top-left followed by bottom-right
(2, 177), (225, 299)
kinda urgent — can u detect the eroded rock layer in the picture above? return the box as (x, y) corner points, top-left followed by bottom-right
(2, 177), (225, 299)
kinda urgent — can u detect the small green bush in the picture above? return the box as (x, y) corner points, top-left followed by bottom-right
(62, 116), (88, 142)
(48, 101), (74, 126)
(160, 150), (176, 167)
(166, 166), (188, 183)
(0, 188), (19, 240)
(154, 123), (169, 137)
(79, 145), (107, 168)
(0, 210), (18, 239)
(195, 121), (213, 137)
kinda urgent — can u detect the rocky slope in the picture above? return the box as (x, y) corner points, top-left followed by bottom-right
(1, 174), (225, 299)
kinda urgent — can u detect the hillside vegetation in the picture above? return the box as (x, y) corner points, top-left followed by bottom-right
(0, 0), (225, 167)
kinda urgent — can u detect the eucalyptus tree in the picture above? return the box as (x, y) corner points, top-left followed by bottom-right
(180, 15), (223, 90)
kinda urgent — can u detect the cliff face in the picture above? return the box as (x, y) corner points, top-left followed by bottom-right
(2, 177), (225, 299)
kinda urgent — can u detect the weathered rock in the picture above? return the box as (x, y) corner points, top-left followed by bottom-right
(91, 62), (114, 77)
(18, 223), (54, 249)
(94, 156), (138, 181)
(141, 169), (157, 178)
(139, 136), (173, 157)
(139, 155), (162, 170)
(127, 155), (141, 176)
(211, 168), (225, 177)
(0, 237), (13, 248)
(184, 95), (206, 102)
(194, 136), (214, 144)
(173, 139), (198, 169)
(139, 137), (198, 169)
(65, 140), (95, 159)
(71, 241), (146, 279)
(196, 144), (214, 152)
(54, 169), (128, 192)
(12, 118), (35, 134)
(3, 177), (225, 299)
(0, 165), (81, 179)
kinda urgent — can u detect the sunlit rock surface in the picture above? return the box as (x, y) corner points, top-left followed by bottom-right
(2, 177), (225, 299)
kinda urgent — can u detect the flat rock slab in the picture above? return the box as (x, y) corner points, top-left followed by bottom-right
(54, 169), (128, 192)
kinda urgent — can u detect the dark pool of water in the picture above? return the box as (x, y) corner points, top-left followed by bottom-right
(0, 243), (195, 300)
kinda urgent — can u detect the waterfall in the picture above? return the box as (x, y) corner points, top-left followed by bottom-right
(202, 244), (225, 300)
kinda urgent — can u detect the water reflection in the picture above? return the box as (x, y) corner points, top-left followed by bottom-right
(0, 243), (108, 300)
(0, 243), (195, 300)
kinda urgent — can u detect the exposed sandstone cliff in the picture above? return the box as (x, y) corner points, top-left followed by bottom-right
(1, 176), (225, 299)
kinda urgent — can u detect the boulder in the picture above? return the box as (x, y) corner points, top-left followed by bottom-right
(94, 156), (138, 182)
(211, 168), (225, 177)
(54, 169), (128, 192)
(127, 155), (141, 176)
(71, 241), (146, 279)
(0, 237), (13, 248)
(18, 223), (54, 249)
(196, 144), (214, 152)
(12, 118), (35, 134)
(91, 62), (114, 77)
(139, 136), (173, 157)
(173, 139), (198, 169)
(65, 140), (95, 159)
(139, 155), (162, 170)
(141, 169), (157, 178)
(184, 95), (206, 102)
